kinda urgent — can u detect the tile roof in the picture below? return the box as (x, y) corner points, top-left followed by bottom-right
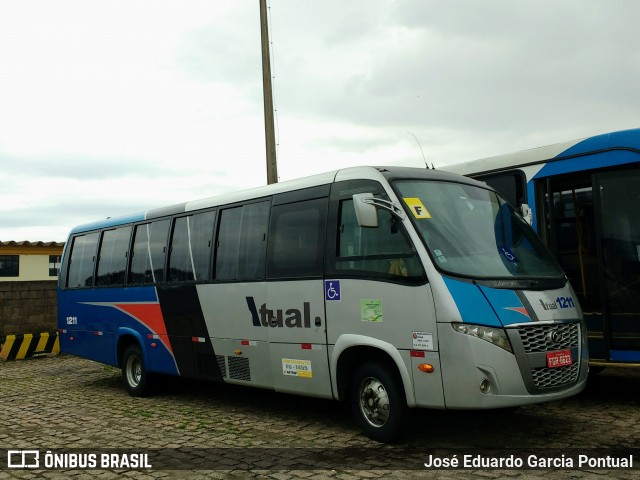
(0, 241), (64, 247)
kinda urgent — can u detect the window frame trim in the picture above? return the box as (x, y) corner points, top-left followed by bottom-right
(95, 225), (134, 288)
(266, 196), (329, 280)
(213, 197), (272, 283)
(166, 208), (217, 285)
(325, 179), (428, 286)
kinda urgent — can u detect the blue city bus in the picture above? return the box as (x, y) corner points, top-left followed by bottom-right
(448, 129), (640, 369)
(58, 166), (588, 441)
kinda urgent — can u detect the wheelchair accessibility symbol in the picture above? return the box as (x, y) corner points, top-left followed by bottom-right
(325, 280), (341, 301)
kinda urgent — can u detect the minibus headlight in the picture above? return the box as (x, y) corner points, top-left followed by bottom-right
(452, 323), (513, 353)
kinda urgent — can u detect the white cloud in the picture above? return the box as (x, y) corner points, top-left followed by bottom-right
(1, 0), (639, 241)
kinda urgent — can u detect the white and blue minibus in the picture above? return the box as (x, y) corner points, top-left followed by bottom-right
(448, 128), (640, 370)
(58, 166), (588, 441)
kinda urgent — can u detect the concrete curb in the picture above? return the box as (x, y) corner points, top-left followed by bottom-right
(0, 331), (60, 361)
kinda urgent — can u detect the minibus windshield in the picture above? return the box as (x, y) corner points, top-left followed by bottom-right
(393, 180), (564, 279)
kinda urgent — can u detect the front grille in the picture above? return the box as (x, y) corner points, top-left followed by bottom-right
(531, 362), (580, 389)
(509, 321), (583, 393)
(518, 323), (579, 353)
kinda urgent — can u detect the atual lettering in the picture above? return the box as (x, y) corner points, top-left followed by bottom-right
(246, 297), (321, 328)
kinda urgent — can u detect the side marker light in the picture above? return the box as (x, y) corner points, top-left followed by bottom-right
(418, 363), (434, 373)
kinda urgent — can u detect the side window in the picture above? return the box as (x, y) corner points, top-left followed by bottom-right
(168, 210), (215, 283)
(336, 199), (423, 279)
(67, 232), (100, 288)
(480, 172), (525, 208)
(129, 219), (170, 284)
(49, 255), (60, 277)
(96, 225), (132, 286)
(215, 200), (270, 281)
(0, 255), (19, 277)
(267, 198), (327, 279)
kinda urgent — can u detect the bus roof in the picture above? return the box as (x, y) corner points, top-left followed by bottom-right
(68, 166), (483, 235)
(446, 128), (640, 176)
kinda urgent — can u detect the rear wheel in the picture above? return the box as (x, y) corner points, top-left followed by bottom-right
(121, 344), (151, 397)
(350, 361), (407, 442)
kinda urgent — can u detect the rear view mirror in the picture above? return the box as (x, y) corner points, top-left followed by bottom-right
(520, 203), (533, 225)
(353, 193), (379, 227)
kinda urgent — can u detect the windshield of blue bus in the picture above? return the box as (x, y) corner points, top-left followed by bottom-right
(393, 180), (564, 279)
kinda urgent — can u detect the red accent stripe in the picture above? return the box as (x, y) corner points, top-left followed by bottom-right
(505, 306), (530, 318)
(115, 302), (173, 354)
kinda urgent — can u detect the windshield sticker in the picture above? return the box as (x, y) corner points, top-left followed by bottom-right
(434, 249), (447, 264)
(361, 299), (383, 322)
(282, 358), (313, 378)
(499, 246), (519, 263)
(403, 197), (432, 219)
(412, 332), (434, 350)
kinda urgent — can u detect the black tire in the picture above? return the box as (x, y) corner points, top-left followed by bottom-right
(350, 361), (408, 443)
(121, 344), (152, 397)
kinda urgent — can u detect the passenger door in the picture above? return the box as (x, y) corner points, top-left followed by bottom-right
(542, 167), (640, 361)
(595, 169), (640, 357)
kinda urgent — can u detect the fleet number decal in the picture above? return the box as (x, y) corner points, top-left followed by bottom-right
(556, 296), (576, 309)
(538, 296), (576, 311)
(282, 359), (313, 378)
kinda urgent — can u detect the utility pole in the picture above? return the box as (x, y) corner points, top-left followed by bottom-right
(259, 0), (278, 184)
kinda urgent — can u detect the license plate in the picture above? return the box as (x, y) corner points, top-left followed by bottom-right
(546, 349), (573, 368)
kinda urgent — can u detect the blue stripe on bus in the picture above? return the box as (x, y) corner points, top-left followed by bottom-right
(69, 211), (146, 234)
(559, 129), (640, 157)
(58, 286), (179, 375)
(533, 150), (640, 179)
(533, 130), (640, 180)
(478, 285), (532, 325)
(59, 286), (159, 305)
(528, 132), (640, 230)
(442, 277), (501, 327)
(526, 180), (538, 233)
(609, 350), (640, 363)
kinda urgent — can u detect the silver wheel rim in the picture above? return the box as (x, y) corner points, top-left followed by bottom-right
(358, 376), (390, 428)
(126, 355), (141, 388)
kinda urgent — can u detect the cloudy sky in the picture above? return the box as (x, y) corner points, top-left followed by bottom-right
(2, 0), (639, 241)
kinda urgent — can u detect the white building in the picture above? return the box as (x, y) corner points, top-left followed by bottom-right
(0, 241), (64, 281)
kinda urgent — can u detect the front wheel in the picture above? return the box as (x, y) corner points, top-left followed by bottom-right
(350, 361), (407, 442)
(121, 344), (152, 397)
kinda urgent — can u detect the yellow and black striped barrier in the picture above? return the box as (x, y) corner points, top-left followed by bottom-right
(0, 332), (60, 361)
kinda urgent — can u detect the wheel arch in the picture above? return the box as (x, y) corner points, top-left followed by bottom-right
(115, 328), (146, 368)
(331, 334), (416, 407)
